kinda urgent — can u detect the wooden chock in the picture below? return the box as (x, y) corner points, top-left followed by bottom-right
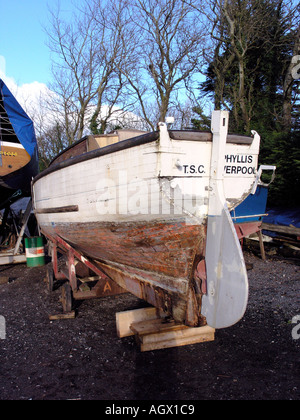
(116, 307), (215, 352)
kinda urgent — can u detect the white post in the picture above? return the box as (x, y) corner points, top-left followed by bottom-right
(210, 110), (229, 180)
(158, 122), (171, 149)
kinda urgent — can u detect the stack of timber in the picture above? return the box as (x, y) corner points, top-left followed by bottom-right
(262, 222), (300, 243)
(264, 222), (300, 260)
(245, 222), (300, 260)
(116, 307), (215, 352)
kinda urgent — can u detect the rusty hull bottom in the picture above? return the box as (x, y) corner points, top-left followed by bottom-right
(42, 219), (207, 326)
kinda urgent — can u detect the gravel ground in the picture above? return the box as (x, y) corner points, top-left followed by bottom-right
(0, 251), (299, 401)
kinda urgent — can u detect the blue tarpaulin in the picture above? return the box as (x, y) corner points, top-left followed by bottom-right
(264, 208), (300, 229)
(0, 78), (37, 158)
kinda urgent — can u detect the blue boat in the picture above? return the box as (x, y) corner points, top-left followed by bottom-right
(0, 79), (38, 208)
(231, 184), (272, 239)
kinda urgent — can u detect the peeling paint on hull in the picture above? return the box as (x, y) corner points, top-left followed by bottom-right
(41, 219), (206, 326)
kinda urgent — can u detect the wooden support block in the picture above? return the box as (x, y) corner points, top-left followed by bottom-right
(78, 275), (101, 284)
(49, 311), (76, 321)
(130, 318), (180, 335)
(116, 308), (215, 351)
(116, 307), (163, 338)
(131, 318), (215, 352)
(257, 230), (266, 261)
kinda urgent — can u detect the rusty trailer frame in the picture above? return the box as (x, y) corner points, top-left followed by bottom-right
(46, 234), (126, 313)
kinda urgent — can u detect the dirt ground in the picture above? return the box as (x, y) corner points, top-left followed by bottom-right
(0, 250), (299, 401)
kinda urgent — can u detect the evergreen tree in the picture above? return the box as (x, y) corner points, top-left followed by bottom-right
(195, 0), (300, 207)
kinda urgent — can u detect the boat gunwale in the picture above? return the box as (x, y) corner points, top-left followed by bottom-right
(169, 131), (253, 145)
(33, 129), (253, 185)
(33, 131), (160, 185)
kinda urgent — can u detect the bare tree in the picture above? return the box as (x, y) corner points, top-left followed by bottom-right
(118, 0), (206, 129)
(37, 121), (69, 169)
(46, 0), (128, 143)
(85, 0), (134, 134)
(47, 3), (96, 143)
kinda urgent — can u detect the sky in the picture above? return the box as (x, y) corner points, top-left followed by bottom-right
(0, 0), (76, 86)
(0, 0), (298, 125)
(1, 1), (49, 85)
(0, 0), (79, 126)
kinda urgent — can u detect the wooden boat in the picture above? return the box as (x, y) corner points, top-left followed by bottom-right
(0, 79), (38, 208)
(32, 111), (272, 329)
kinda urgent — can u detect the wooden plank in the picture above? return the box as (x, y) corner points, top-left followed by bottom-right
(262, 223), (300, 237)
(141, 324), (215, 344)
(136, 323), (215, 352)
(0, 254), (27, 265)
(140, 332), (215, 352)
(116, 307), (161, 338)
(78, 275), (101, 283)
(120, 313), (216, 351)
(49, 311), (76, 320)
(130, 318), (183, 336)
(34, 205), (79, 214)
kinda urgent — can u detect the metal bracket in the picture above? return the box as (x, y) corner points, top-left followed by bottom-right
(251, 165), (276, 195)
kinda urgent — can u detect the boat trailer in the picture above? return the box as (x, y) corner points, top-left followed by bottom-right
(45, 234), (126, 313)
(45, 234), (216, 351)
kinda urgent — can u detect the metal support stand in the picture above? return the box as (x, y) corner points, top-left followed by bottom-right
(46, 234), (126, 313)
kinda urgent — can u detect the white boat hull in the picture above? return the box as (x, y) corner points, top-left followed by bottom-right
(33, 111), (261, 328)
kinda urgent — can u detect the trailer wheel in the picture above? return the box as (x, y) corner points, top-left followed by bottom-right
(46, 265), (54, 292)
(61, 283), (73, 313)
